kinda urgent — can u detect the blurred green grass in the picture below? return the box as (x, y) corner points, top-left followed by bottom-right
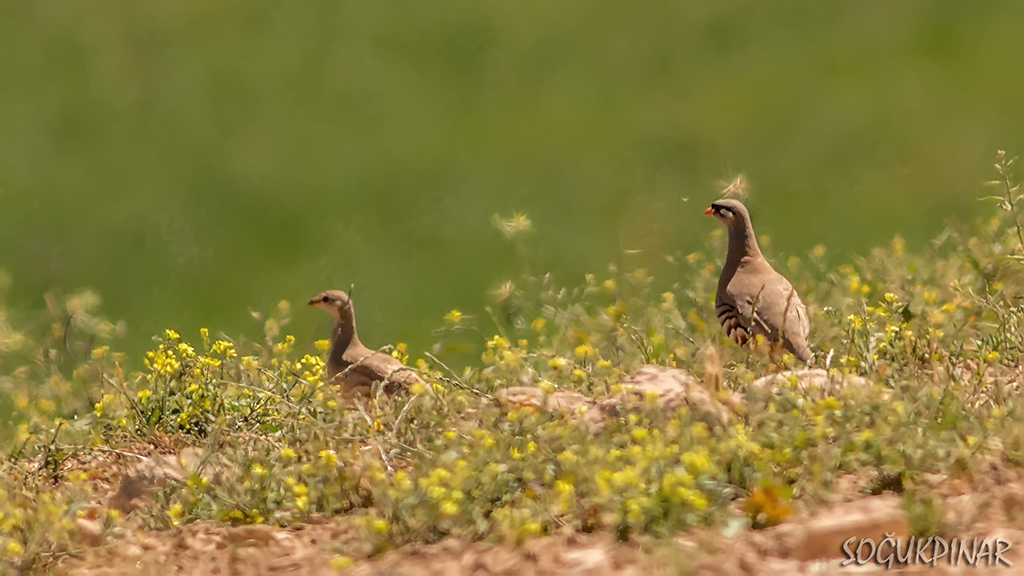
(1, 0), (1023, 360)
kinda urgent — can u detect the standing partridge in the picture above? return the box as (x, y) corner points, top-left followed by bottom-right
(308, 290), (424, 395)
(705, 199), (812, 363)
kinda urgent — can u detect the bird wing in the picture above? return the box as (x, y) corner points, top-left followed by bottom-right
(728, 266), (810, 357)
(329, 357), (382, 391)
(715, 285), (754, 347)
(339, 345), (422, 394)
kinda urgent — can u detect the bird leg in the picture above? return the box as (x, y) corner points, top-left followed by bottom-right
(767, 343), (786, 373)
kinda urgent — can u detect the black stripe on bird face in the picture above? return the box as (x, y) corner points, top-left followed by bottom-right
(710, 204), (733, 217)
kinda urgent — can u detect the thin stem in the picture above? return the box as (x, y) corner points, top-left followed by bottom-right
(997, 152), (1024, 253)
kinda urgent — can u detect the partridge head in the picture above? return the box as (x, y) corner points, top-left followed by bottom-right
(308, 289), (423, 395)
(705, 199), (812, 363)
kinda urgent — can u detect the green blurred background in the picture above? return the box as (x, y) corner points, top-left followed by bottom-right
(1, 0), (1022, 360)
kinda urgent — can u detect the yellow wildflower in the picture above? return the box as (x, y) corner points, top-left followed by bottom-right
(819, 396), (840, 411)
(329, 556), (354, 570)
(680, 450), (713, 476)
(370, 518), (388, 533)
(486, 335), (509, 350)
(318, 449), (338, 466)
(662, 292), (676, 309)
(891, 235), (904, 255)
(678, 487), (708, 510)
(12, 393), (28, 410)
(167, 502), (184, 525)
(848, 275), (860, 292)
(574, 344), (597, 360)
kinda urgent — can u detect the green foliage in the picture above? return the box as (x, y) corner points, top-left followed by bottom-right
(3, 0), (1024, 362)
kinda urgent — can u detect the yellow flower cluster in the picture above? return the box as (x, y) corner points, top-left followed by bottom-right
(284, 476), (310, 511)
(407, 462), (469, 519)
(0, 481), (86, 563)
(295, 354), (325, 384)
(273, 335), (296, 356)
(444, 310), (463, 325)
(144, 346), (181, 378)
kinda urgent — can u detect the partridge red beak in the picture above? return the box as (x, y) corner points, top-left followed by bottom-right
(704, 207), (714, 216)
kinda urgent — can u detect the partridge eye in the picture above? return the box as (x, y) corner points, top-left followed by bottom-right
(321, 296), (331, 303)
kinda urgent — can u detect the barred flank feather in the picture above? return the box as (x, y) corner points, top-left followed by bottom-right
(716, 303), (750, 347)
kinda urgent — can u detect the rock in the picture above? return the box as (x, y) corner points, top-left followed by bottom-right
(559, 546), (610, 576)
(266, 555), (308, 573)
(760, 557), (805, 575)
(748, 369), (870, 396)
(116, 542), (145, 560)
(763, 495), (908, 562)
(691, 539), (759, 576)
(1001, 484), (1024, 521)
(108, 471), (154, 514)
(177, 446), (204, 474)
(490, 367), (741, 435)
(176, 446), (233, 486)
(944, 494), (987, 532)
(495, 387), (593, 413)
(494, 386), (607, 432)
(108, 452), (186, 514)
(226, 524), (278, 545)
(601, 365), (738, 428)
(829, 474), (874, 504)
(74, 517), (104, 547)
(469, 544), (520, 575)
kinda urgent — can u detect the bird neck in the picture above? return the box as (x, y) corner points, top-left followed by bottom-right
(329, 318), (360, 366)
(727, 221), (762, 266)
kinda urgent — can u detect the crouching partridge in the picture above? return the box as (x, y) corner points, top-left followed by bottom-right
(705, 199), (812, 363)
(308, 290), (424, 395)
